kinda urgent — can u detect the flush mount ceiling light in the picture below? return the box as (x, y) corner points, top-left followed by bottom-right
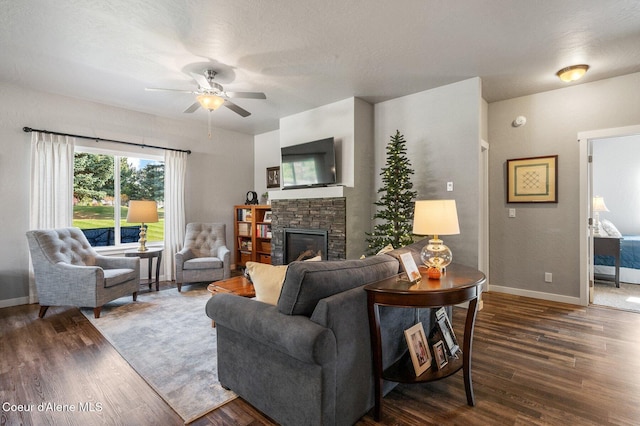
(556, 64), (590, 82)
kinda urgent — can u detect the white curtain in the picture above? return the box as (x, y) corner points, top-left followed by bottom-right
(29, 132), (75, 302)
(163, 150), (187, 281)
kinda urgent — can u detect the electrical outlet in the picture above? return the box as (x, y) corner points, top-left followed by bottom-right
(545, 272), (552, 283)
(446, 181), (454, 192)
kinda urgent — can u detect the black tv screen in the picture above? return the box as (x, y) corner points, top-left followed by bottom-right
(281, 137), (336, 189)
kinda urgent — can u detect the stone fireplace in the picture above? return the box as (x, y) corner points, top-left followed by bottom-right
(270, 197), (346, 265)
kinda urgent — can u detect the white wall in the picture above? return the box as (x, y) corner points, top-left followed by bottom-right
(374, 78), (483, 268)
(0, 81), (254, 305)
(488, 72), (640, 302)
(593, 135), (640, 234)
(254, 130), (280, 201)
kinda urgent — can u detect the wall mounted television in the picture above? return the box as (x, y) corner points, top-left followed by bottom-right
(281, 137), (337, 189)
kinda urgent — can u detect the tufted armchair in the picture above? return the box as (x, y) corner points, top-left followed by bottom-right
(26, 227), (140, 319)
(175, 223), (231, 292)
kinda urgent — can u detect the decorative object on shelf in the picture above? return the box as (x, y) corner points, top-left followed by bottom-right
(399, 252), (421, 283)
(412, 199), (460, 275)
(366, 130), (417, 255)
(404, 323), (432, 376)
(435, 307), (460, 357)
(245, 191), (258, 205)
(556, 64), (589, 82)
(263, 211), (272, 222)
(433, 340), (448, 370)
(507, 155), (558, 203)
(261, 192), (269, 205)
(266, 166), (280, 188)
(126, 200), (159, 252)
(592, 196), (610, 237)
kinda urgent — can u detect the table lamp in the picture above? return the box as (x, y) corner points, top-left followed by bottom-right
(126, 200), (159, 251)
(592, 196), (609, 237)
(412, 200), (460, 278)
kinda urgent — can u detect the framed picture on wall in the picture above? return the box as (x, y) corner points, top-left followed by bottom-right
(267, 166), (280, 188)
(507, 155), (558, 203)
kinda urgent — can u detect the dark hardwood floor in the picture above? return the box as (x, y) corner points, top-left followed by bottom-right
(2, 284), (640, 425)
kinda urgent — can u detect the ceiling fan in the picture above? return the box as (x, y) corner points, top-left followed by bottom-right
(146, 69), (266, 117)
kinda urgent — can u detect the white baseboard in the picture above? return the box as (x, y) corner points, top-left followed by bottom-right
(0, 296), (31, 309)
(489, 285), (583, 306)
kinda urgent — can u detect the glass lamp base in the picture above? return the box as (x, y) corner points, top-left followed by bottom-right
(420, 238), (453, 272)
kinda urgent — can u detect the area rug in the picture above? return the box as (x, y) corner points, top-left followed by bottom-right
(81, 286), (236, 424)
(593, 280), (640, 313)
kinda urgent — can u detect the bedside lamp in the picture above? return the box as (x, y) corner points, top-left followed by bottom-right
(412, 200), (460, 277)
(592, 196), (609, 237)
(126, 200), (159, 252)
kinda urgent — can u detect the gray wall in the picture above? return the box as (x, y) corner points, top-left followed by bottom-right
(488, 72), (640, 301)
(0, 81), (253, 306)
(374, 78), (483, 268)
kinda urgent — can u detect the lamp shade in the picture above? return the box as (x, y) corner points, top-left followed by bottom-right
(592, 196), (609, 213)
(412, 200), (460, 236)
(197, 94), (225, 111)
(126, 200), (159, 223)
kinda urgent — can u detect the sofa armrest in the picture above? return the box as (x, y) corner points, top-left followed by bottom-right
(95, 255), (139, 270)
(206, 294), (336, 365)
(175, 247), (194, 268)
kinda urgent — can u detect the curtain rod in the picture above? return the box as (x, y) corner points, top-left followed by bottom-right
(22, 127), (191, 154)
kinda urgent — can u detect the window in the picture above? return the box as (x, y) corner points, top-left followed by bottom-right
(73, 148), (164, 247)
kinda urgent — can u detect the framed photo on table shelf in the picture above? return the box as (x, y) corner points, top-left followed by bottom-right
(404, 323), (432, 376)
(435, 307), (460, 357)
(433, 340), (448, 370)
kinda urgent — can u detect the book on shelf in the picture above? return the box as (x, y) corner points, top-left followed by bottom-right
(237, 208), (252, 221)
(238, 222), (251, 236)
(256, 224), (272, 238)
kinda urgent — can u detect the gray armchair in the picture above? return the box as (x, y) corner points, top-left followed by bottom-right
(26, 227), (140, 318)
(175, 223), (231, 292)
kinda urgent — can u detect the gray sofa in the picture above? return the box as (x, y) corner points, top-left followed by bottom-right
(206, 241), (438, 425)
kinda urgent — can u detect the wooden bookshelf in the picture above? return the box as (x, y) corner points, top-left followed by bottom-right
(234, 205), (272, 267)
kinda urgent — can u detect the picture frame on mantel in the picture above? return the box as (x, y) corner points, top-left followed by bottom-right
(266, 166), (280, 188)
(507, 155), (558, 203)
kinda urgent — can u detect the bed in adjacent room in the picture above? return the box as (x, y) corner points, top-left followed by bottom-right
(594, 220), (640, 285)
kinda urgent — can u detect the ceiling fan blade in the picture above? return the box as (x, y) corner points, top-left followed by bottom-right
(183, 101), (201, 113)
(145, 87), (196, 94)
(225, 91), (267, 99)
(224, 100), (251, 117)
(190, 72), (212, 89)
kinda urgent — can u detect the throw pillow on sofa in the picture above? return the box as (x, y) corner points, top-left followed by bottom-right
(245, 261), (288, 305)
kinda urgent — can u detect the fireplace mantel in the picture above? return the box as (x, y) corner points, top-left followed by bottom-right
(268, 186), (345, 201)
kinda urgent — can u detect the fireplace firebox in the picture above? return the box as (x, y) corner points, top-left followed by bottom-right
(283, 228), (329, 264)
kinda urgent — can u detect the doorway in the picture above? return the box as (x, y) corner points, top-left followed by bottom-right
(579, 124), (640, 311)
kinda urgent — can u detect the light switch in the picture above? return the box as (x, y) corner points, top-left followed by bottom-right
(508, 208), (516, 218)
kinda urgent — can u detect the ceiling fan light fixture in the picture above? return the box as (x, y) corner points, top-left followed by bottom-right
(197, 94), (225, 111)
(556, 64), (589, 82)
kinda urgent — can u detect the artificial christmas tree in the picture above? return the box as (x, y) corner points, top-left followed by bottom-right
(366, 130), (417, 254)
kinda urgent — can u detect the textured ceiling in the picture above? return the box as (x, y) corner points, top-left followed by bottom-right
(2, 0), (640, 135)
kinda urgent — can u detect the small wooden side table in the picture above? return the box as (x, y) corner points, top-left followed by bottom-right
(207, 275), (255, 326)
(125, 247), (163, 291)
(365, 263), (486, 421)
